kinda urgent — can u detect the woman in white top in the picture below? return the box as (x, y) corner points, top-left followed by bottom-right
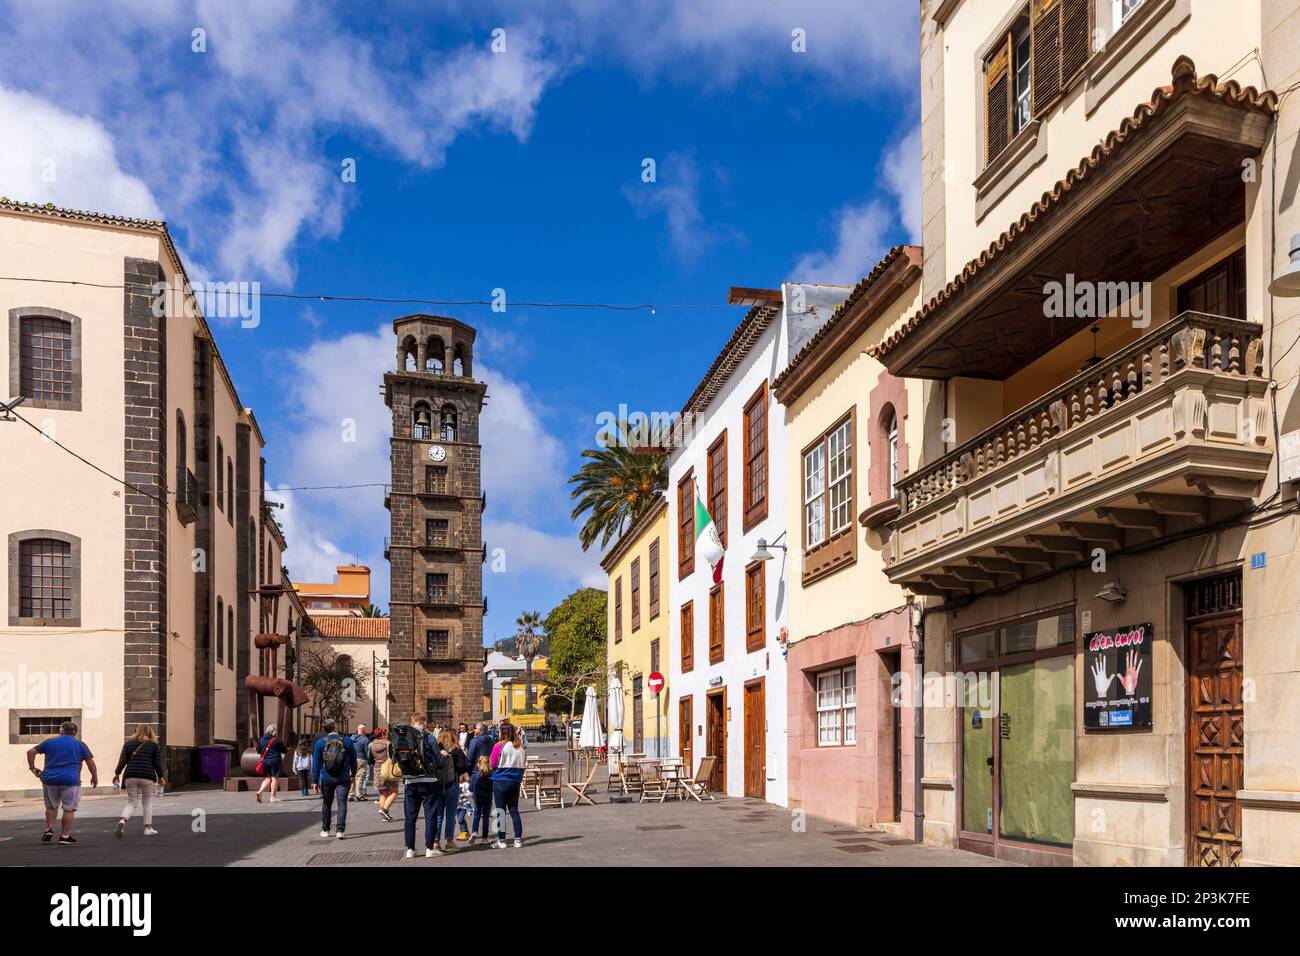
(489, 725), (527, 848)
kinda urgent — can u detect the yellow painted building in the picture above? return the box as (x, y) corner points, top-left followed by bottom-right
(498, 655), (549, 725)
(601, 494), (669, 756)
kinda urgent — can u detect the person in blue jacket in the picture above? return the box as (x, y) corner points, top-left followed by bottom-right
(312, 720), (357, 838)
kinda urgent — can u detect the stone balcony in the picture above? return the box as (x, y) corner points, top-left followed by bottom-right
(885, 312), (1272, 596)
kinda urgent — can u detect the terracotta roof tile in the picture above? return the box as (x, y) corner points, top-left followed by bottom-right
(308, 615), (390, 639)
(870, 57), (1278, 362)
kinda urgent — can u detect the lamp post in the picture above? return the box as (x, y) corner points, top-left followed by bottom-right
(371, 650), (388, 729)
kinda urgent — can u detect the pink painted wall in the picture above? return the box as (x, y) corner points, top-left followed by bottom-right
(786, 614), (917, 829)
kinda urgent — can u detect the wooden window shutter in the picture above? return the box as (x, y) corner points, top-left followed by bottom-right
(1060, 0), (1092, 86)
(984, 35), (1012, 164)
(1031, 0), (1063, 118)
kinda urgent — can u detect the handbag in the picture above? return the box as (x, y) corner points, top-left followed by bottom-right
(255, 735), (276, 775)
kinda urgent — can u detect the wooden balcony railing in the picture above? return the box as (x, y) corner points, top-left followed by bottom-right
(897, 312), (1265, 515)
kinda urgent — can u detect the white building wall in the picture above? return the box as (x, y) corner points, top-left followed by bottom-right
(667, 288), (847, 807)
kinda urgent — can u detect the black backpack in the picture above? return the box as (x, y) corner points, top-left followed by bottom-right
(390, 724), (426, 776)
(322, 736), (348, 775)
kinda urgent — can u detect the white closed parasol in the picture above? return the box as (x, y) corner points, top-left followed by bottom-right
(606, 675), (624, 764)
(578, 684), (604, 749)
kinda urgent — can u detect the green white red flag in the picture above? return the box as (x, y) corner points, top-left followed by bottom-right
(694, 488), (725, 584)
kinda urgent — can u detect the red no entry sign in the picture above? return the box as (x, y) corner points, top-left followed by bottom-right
(647, 672), (665, 695)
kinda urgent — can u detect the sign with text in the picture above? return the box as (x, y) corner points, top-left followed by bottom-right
(1083, 622), (1153, 729)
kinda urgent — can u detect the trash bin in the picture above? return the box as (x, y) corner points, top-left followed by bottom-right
(197, 744), (233, 784)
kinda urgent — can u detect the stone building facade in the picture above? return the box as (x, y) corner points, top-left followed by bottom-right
(384, 315), (487, 726)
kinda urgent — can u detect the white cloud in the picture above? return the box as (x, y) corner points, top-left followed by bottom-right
(792, 200), (895, 285)
(269, 324), (584, 607)
(622, 151), (742, 262)
(0, 1), (563, 284)
(485, 519), (605, 589)
(0, 86), (163, 219)
(791, 125), (921, 283)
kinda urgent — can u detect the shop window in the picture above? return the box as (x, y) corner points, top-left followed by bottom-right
(816, 665), (857, 747)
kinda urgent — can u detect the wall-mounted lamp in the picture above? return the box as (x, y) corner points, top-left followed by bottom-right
(1268, 233), (1300, 297)
(1096, 582), (1127, 604)
(751, 531), (788, 562)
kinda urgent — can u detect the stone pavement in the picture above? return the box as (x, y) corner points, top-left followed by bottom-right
(0, 752), (1007, 868)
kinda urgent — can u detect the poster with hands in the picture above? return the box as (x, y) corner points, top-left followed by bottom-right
(1083, 622), (1153, 729)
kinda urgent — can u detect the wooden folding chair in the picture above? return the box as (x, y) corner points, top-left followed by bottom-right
(640, 760), (668, 803)
(679, 755), (716, 801)
(622, 759), (644, 796)
(566, 761), (598, 807)
(535, 766), (564, 809)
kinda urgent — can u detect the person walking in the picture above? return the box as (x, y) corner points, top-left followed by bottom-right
(434, 729), (466, 852)
(312, 720), (357, 838)
(370, 728), (398, 822)
(457, 722), (470, 749)
(112, 724), (166, 838)
(292, 740), (312, 796)
(25, 720), (98, 846)
(349, 724), (372, 801)
(397, 713), (450, 859)
(467, 754), (493, 845)
(489, 724), (526, 849)
(254, 723), (286, 803)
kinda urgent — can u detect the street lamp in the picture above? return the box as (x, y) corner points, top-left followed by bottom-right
(1268, 233), (1300, 297)
(750, 531), (788, 562)
(371, 650), (388, 729)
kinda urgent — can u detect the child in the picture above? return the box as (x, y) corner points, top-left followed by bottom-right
(455, 779), (473, 841)
(292, 740), (311, 796)
(468, 755), (493, 845)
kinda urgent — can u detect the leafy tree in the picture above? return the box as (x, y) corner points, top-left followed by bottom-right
(353, 604), (388, 618)
(542, 587), (608, 718)
(299, 646), (371, 728)
(568, 437), (667, 551)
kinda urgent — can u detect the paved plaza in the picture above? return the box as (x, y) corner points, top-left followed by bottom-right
(1, 746), (1006, 868)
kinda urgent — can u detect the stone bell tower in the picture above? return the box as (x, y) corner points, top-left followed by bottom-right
(383, 315), (487, 725)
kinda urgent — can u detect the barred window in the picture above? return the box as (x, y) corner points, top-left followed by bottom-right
(427, 698), (452, 722)
(19, 538), (72, 619)
(19, 317), (73, 403)
(426, 466), (448, 494)
(426, 629), (450, 658)
(19, 715), (73, 737)
(427, 518), (449, 546)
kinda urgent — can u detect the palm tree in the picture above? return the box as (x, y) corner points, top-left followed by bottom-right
(568, 439), (667, 552)
(353, 604), (388, 618)
(515, 610), (544, 711)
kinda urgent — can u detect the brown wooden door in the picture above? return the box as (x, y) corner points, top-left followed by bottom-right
(706, 690), (726, 793)
(632, 679), (645, 753)
(1187, 614), (1244, 867)
(743, 680), (765, 799)
(679, 696), (693, 774)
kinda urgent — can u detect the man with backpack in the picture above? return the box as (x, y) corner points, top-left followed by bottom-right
(312, 720), (357, 839)
(390, 711), (450, 860)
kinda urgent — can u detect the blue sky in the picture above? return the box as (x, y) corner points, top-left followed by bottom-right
(0, 1), (921, 642)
